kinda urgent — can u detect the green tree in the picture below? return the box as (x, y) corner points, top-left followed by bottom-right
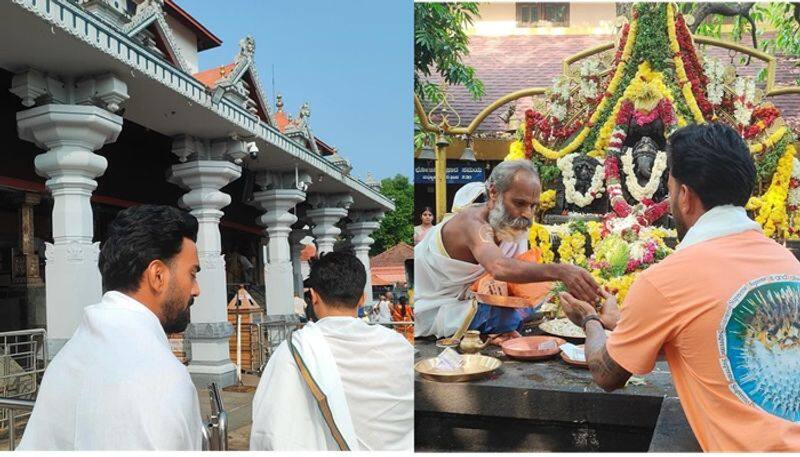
(371, 174), (413, 256)
(414, 2), (484, 103)
(686, 2), (800, 84)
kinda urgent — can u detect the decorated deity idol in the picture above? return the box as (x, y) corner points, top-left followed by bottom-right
(556, 153), (608, 215)
(620, 136), (669, 206)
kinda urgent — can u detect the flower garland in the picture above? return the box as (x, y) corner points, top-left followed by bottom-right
(747, 143), (796, 238)
(668, 4), (711, 121)
(586, 220), (604, 250)
(579, 58), (602, 101)
(620, 148), (668, 202)
(744, 106), (781, 140)
(591, 63), (684, 157)
(703, 56), (726, 106)
(506, 140), (526, 161)
(605, 155), (671, 223)
(530, 127), (590, 160)
(557, 231), (587, 267)
(528, 223), (554, 263)
(750, 126), (788, 154)
(582, 16), (638, 157)
(605, 155), (632, 217)
(734, 77), (756, 128)
(539, 189), (557, 212)
(557, 153), (605, 207)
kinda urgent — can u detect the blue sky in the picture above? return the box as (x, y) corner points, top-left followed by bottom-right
(181, 0), (412, 180)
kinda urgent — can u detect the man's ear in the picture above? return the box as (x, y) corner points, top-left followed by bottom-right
(357, 293), (365, 308)
(310, 289), (320, 306)
(487, 183), (498, 202)
(143, 259), (170, 294)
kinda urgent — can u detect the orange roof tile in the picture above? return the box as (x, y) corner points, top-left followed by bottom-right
(273, 110), (291, 133)
(370, 243), (413, 268)
(371, 266), (407, 286)
(193, 63), (236, 89)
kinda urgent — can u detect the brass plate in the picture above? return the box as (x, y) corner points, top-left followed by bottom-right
(415, 354), (502, 383)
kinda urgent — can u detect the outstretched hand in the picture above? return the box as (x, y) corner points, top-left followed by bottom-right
(559, 288), (620, 330)
(557, 264), (601, 304)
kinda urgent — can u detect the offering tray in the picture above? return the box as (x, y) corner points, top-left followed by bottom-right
(539, 317), (586, 340)
(414, 354), (502, 383)
(501, 336), (566, 361)
(560, 344), (588, 369)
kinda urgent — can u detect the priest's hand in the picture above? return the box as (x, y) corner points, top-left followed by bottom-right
(555, 264), (601, 304)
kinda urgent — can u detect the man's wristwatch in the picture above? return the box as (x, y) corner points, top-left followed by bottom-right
(581, 314), (603, 330)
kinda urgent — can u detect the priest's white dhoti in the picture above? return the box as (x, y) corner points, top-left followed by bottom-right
(17, 291), (204, 450)
(250, 316), (413, 451)
(414, 222), (526, 338)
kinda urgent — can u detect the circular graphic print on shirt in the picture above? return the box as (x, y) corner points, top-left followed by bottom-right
(718, 274), (800, 422)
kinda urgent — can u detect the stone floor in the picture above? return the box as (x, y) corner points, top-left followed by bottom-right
(197, 373), (259, 451)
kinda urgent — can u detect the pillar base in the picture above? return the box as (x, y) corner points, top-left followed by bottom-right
(185, 322), (237, 388)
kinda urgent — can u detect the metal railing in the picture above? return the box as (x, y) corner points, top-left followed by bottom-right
(0, 329), (47, 450)
(202, 383), (228, 451)
(252, 316), (305, 375)
(0, 398), (34, 450)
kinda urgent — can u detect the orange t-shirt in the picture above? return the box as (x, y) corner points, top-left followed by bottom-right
(607, 230), (800, 451)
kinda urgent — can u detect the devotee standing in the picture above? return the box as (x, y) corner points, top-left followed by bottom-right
(376, 293), (393, 323)
(18, 205), (204, 450)
(559, 123), (800, 451)
(250, 252), (413, 451)
(414, 206), (435, 245)
(392, 295), (414, 343)
(414, 160), (601, 338)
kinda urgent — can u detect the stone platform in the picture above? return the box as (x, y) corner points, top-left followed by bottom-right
(415, 336), (699, 452)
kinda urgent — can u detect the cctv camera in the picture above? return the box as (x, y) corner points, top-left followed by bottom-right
(247, 142), (259, 159)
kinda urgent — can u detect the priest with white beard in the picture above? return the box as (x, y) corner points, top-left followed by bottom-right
(414, 160), (602, 339)
(18, 205), (205, 450)
(250, 252), (413, 451)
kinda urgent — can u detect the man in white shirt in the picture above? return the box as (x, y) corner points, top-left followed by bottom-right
(377, 293), (393, 323)
(18, 205), (205, 450)
(250, 252), (414, 451)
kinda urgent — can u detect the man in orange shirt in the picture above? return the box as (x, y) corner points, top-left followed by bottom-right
(560, 123), (800, 451)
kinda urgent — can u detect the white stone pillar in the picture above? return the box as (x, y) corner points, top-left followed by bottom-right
(169, 155), (241, 387)
(16, 104), (123, 355)
(11, 70), (128, 356)
(289, 228), (309, 296)
(306, 193), (354, 255)
(251, 172), (311, 315)
(347, 211), (384, 305)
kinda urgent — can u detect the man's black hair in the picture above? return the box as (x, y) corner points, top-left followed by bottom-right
(99, 205), (198, 293)
(306, 251), (366, 308)
(667, 123), (756, 209)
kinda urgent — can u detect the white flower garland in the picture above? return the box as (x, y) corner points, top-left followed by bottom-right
(557, 153), (605, 207)
(789, 158), (800, 209)
(621, 148), (668, 202)
(550, 76), (571, 122)
(579, 58), (601, 101)
(703, 56), (726, 106)
(733, 77), (756, 126)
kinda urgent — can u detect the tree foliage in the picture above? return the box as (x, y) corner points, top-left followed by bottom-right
(686, 2), (800, 84)
(370, 174), (413, 256)
(414, 2), (484, 103)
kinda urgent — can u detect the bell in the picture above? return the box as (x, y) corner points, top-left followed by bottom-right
(460, 145), (477, 161)
(417, 146), (435, 160)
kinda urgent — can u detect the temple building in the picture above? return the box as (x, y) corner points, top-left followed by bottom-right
(0, 0), (393, 387)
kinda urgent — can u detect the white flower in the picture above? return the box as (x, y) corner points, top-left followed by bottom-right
(551, 102), (567, 122)
(557, 153), (605, 207)
(621, 148), (668, 202)
(733, 76), (756, 124)
(789, 158), (800, 208)
(579, 79), (597, 100)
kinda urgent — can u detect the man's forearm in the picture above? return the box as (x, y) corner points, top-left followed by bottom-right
(488, 257), (561, 283)
(584, 320), (630, 392)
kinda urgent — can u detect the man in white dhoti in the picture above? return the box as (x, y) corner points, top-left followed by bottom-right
(414, 160), (602, 338)
(250, 252), (413, 451)
(18, 205), (205, 450)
